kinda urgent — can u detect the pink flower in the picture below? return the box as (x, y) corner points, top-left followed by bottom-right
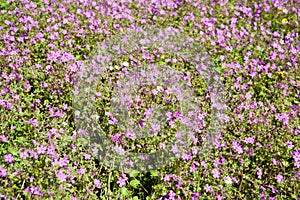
(62, 103), (68, 110)
(3, 154), (14, 163)
(0, 167), (7, 177)
(168, 190), (176, 200)
(94, 179), (102, 188)
(0, 135), (7, 142)
(37, 146), (47, 154)
(205, 184), (213, 193)
(78, 168), (85, 175)
(286, 141), (294, 149)
(190, 165), (197, 173)
(245, 91), (252, 100)
(212, 169), (220, 178)
(84, 153), (91, 160)
(232, 140), (244, 154)
(256, 167), (262, 179)
(20, 151), (29, 159)
(275, 174), (284, 183)
(56, 170), (68, 182)
(164, 174), (172, 182)
(191, 147), (198, 155)
(117, 173), (128, 187)
(28, 118), (39, 127)
(243, 136), (254, 144)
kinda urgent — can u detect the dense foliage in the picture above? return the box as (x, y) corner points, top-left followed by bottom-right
(0, 0), (299, 199)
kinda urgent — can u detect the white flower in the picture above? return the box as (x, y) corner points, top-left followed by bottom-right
(156, 86), (163, 92)
(91, 114), (100, 120)
(75, 110), (80, 116)
(224, 176), (233, 184)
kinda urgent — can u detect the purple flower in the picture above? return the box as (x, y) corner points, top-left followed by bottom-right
(191, 192), (200, 200)
(111, 134), (121, 143)
(171, 145), (179, 155)
(243, 136), (254, 144)
(214, 159), (222, 167)
(151, 121), (161, 133)
(292, 150), (300, 168)
(20, 151), (29, 159)
(117, 173), (128, 187)
(37, 146), (47, 155)
(272, 158), (278, 165)
(258, 193), (265, 200)
(191, 147), (198, 155)
(190, 165), (197, 173)
(144, 108), (152, 119)
(78, 168), (85, 175)
(269, 196), (276, 200)
(114, 145), (126, 156)
(28, 149), (38, 159)
(125, 129), (136, 140)
(181, 153), (191, 161)
(167, 190), (176, 200)
(0, 135), (7, 142)
(56, 170), (68, 182)
(176, 180), (183, 189)
(267, 185), (280, 194)
(24, 186), (43, 196)
(257, 167), (262, 179)
(174, 110), (181, 118)
(212, 169), (220, 178)
(62, 103), (68, 110)
(28, 118), (39, 127)
(0, 167), (7, 177)
(232, 176), (238, 184)
(285, 141), (294, 149)
(232, 140), (244, 154)
(275, 174), (284, 183)
(3, 154), (14, 163)
(204, 184), (213, 193)
(94, 179), (102, 188)
(0, 194), (7, 200)
(201, 161), (207, 168)
(84, 153), (91, 160)
(166, 110), (173, 120)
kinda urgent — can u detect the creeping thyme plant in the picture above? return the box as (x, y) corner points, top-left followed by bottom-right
(0, 0), (300, 199)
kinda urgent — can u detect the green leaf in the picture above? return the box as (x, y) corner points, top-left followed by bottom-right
(284, 100), (292, 106)
(16, 137), (26, 143)
(282, 160), (289, 167)
(132, 197), (139, 200)
(127, 169), (139, 178)
(120, 187), (130, 197)
(244, 160), (250, 167)
(291, 194), (297, 199)
(8, 147), (19, 156)
(130, 179), (140, 189)
(150, 170), (159, 177)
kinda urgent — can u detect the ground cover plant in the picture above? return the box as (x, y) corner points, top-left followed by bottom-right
(0, 0), (299, 199)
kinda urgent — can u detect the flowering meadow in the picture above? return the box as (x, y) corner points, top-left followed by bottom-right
(0, 0), (300, 199)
